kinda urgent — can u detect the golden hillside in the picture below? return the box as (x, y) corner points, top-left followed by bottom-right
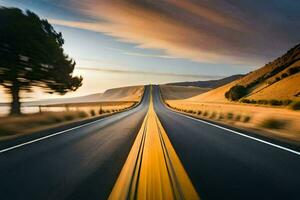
(24, 86), (144, 106)
(188, 44), (300, 103)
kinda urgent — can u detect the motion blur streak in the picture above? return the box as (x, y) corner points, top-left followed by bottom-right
(108, 86), (199, 200)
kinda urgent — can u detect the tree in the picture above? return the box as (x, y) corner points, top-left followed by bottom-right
(225, 85), (247, 101)
(0, 7), (82, 115)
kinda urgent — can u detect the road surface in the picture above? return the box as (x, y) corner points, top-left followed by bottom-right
(0, 86), (150, 200)
(153, 85), (300, 200)
(1, 85), (300, 200)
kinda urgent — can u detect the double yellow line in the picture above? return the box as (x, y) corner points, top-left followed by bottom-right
(108, 87), (200, 200)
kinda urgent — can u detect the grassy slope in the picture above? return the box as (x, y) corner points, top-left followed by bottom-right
(185, 80), (238, 103)
(186, 47), (300, 102)
(247, 73), (300, 100)
(22, 86), (143, 106)
(101, 86), (144, 102)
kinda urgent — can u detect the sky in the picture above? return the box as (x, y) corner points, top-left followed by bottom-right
(1, 0), (300, 101)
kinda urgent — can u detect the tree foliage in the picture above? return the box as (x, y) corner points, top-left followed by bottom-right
(225, 85), (247, 101)
(0, 7), (82, 115)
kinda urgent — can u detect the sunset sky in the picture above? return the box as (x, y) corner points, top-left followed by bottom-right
(1, 0), (300, 101)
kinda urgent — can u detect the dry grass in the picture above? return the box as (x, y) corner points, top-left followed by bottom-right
(247, 73), (300, 101)
(102, 86), (144, 102)
(166, 100), (300, 144)
(0, 102), (137, 139)
(186, 80), (238, 103)
(182, 61), (300, 104)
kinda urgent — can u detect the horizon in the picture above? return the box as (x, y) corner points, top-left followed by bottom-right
(0, 0), (300, 101)
(1, 2), (300, 199)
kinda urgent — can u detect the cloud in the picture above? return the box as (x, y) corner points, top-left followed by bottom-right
(102, 46), (178, 59)
(76, 67), (223, 80)
(50, 0), (300, 65)
(122, 52), (177, 59)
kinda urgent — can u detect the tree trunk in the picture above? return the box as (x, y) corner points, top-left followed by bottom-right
(10, 81), (21, 115)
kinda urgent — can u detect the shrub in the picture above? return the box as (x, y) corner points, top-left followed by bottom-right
(258, 99), (269, 105)
(269, 99), (283, 106)
(241, 99), (251, 103)
(203, 111), (208, 117)
(0, 127), (15, 136)
(48, 116), (63, 123)
(283, 100), (292, 106)
(250, 99), (257, 104)
(78, 111), (88, 118)
(290, 101), (300, 110)
(217, 113), (224, 120)
(225, 85), (248, 101)
(281, 73), (288, 79)
(210, 112), (217, 119)
(197, 110), (202, 115)
(38, 117), (58, 125)
(261, 118), (288, 129)
(227, 112), (234, 120)
(235, 114), (241, 121)
(64, 114), (75, 121)
(243, 116), (251, 123)
(90, 110), (96, 116)
(275, 77), (281, 82)
(288, 66), (300, 75)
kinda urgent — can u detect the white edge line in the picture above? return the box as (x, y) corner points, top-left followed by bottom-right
(0, 87), (148, 154)
(168, 109), (300, 156)
(0, 116), (109, 154)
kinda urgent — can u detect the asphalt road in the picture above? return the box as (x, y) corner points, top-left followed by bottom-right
(0, 86), (150, 200)
(1, 85), (300, 200)
(152, 85), (300, 200)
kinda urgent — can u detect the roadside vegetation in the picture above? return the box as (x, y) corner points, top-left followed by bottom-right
(170, 106), (252, 125)
(225, 85), (248, 101)
(290, 101), (300, 110)
(0, 103), (136, 138)
(163, 99), (300, 144)
(260, 118), (289, 130)
(240, 99), (294, 106)
(224, 44), (300, 102)
(239, 99), (300, 110)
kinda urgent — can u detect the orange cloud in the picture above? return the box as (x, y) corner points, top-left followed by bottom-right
(50, 0), (298, 65)
(166, 0), (244, 31)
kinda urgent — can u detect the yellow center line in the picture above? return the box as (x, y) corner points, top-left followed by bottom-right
(108, 86), (200, 200)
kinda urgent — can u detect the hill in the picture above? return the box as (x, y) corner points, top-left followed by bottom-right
(160, 85), (211, 100)
(23, 86), (144, 106)
(167, 75), (244, 88)
(188, 43), (300, 103)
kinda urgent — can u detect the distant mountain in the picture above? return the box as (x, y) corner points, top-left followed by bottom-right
(168, 74), (244, 88)
(160, 85), (211, 100)
(22, 86), (143, 106)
